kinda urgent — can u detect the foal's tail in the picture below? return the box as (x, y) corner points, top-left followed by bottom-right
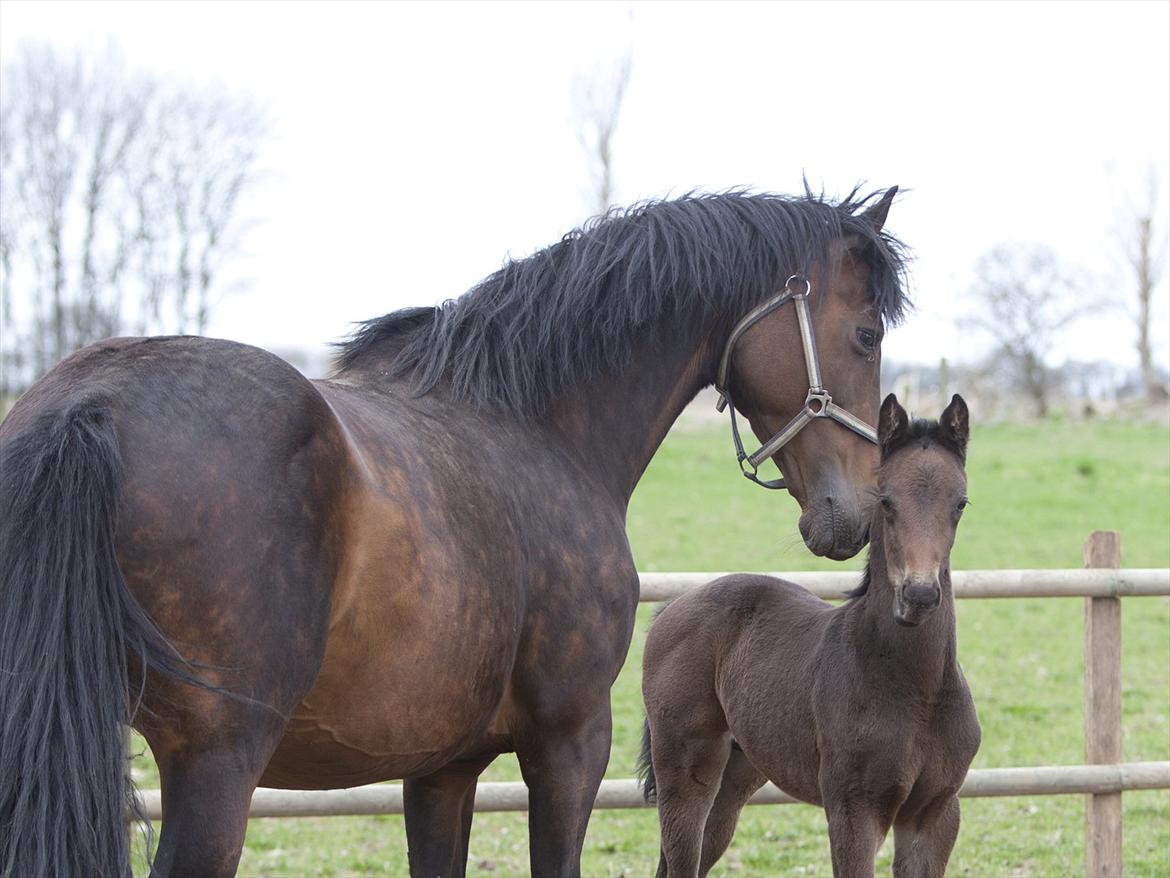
(636, 718), (657, 803)
(0, 398), (199, 878)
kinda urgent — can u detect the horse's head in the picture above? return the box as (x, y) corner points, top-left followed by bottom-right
(875, 393), (970, 626)
(722, 188), (901, 560)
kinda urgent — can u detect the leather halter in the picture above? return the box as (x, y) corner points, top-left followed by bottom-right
(714, 275), (879, 490)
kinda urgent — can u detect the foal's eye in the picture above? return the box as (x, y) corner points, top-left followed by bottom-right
(856, 328), (879, 350)
(880, 496), (894, 515)
(956, 498), (969, 515)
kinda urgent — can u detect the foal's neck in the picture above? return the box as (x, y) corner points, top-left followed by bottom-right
(851, 524), (959, 696)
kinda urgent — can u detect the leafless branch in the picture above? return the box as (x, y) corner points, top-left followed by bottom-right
(1118, 168), (1169, 400)
(962, 244), (1094, 418)
(573, 53), (631, 218)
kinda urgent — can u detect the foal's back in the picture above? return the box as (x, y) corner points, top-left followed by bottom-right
(643, 573), (838, 805)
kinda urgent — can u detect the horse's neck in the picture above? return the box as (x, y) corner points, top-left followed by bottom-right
(548, 334), (716, 505)
(850, 530), (959, 696)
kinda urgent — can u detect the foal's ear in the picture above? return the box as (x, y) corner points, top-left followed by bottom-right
(861, 186), (898, 232)
(939, 394), (970, 461)
(878, 392), (909, 455)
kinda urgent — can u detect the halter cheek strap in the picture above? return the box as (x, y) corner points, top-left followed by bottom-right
(714, 275), (879, 491)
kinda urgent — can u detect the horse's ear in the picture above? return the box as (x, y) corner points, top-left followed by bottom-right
(939, 394), (970, 461)
(878, 392), (909, 456)
(861, 186), (898, 232)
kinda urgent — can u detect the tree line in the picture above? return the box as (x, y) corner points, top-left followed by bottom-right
(964, 173), (1167, 416)
(0, 44), (265, 397)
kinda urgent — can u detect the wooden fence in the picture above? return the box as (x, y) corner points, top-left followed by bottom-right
(135, 532), (1170, 876)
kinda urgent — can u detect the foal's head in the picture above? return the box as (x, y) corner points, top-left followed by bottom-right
(874, 393), (969, 626)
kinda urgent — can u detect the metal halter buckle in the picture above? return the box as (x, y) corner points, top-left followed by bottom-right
(715, 275), (879, 491)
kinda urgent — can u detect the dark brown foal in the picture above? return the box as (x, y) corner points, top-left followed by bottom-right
(640, 394), (981, 878)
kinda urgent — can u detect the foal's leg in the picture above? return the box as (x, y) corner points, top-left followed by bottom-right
(892, 795), (961, 878)
(403, 756), (495, 878)
(697, 747), (767, 876)
(651, 730), (733, 878)
(824, 800), (889, 878)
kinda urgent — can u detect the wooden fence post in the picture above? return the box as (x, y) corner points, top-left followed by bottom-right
(1084, 530), (1122, 877)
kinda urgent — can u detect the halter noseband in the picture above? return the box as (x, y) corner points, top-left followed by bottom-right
(714, 274), (880, 490)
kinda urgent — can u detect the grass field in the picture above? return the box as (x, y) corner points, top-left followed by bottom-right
(131, 418), (1170, 877)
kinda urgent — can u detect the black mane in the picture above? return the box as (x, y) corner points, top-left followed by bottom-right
(334, 188), (911, 416)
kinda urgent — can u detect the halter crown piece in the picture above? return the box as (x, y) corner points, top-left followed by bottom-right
(714, 274), (880, 490)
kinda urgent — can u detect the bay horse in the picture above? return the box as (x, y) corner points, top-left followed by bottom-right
(0, 188), (908, 878)
(639, 394), (981, 878)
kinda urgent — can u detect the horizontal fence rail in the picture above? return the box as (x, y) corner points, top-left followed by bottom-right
(134, 762), (1170, 820)
(131, 562), (1170, 834)
(638, 568), (1170, 602)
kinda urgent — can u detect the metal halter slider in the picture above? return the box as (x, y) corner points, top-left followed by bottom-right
(714, 275), (879, 490)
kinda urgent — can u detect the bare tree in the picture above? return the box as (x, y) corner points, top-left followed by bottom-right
(0, 43), (266, 396)
(572, 52), (632, 218)
(1119, 169), (1169, 400)
(964, 244), (1090, 418)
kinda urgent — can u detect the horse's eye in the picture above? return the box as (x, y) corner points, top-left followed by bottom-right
(856, 328), (878, 350)
(880, 496), (894, 515)
(956, 498), (969, 515)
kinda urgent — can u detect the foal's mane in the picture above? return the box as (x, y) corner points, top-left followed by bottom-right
(334, 188), (910, 416)
(847, 418), (965, 600)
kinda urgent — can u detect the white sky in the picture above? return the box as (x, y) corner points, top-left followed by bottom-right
(2, 0), (1168, 373)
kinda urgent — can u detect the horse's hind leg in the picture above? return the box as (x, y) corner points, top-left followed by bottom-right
(403, 756), (495, 878)
(697, 747), (767, 876)
(145, 707), (290, 878)
(892, 795), (960, 878)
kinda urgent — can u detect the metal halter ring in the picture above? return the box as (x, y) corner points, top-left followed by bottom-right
(714, 275), (879, 491)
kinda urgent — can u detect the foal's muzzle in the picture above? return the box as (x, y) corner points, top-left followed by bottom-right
(894, 580), (942, 627)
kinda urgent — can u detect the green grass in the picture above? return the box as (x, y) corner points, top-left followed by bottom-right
(131, 419), (1170, 877)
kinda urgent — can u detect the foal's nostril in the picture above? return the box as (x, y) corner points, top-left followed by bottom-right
(903, 583), (941, 609)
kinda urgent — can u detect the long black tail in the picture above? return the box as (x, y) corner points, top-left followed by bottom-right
(0, 399), (199, 877)
(636, 717), (657, 803)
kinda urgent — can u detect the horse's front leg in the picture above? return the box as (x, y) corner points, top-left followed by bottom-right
(515, 702), (613, 878)
(403, 755), (496, 878)
(892, 795), (961, 878)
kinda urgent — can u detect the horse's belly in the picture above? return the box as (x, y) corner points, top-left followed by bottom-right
(260, 649), (512, 788)
(259, 563), (520, 788)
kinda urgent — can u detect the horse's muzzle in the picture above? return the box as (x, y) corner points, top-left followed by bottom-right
(798, 496), (868, 561)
